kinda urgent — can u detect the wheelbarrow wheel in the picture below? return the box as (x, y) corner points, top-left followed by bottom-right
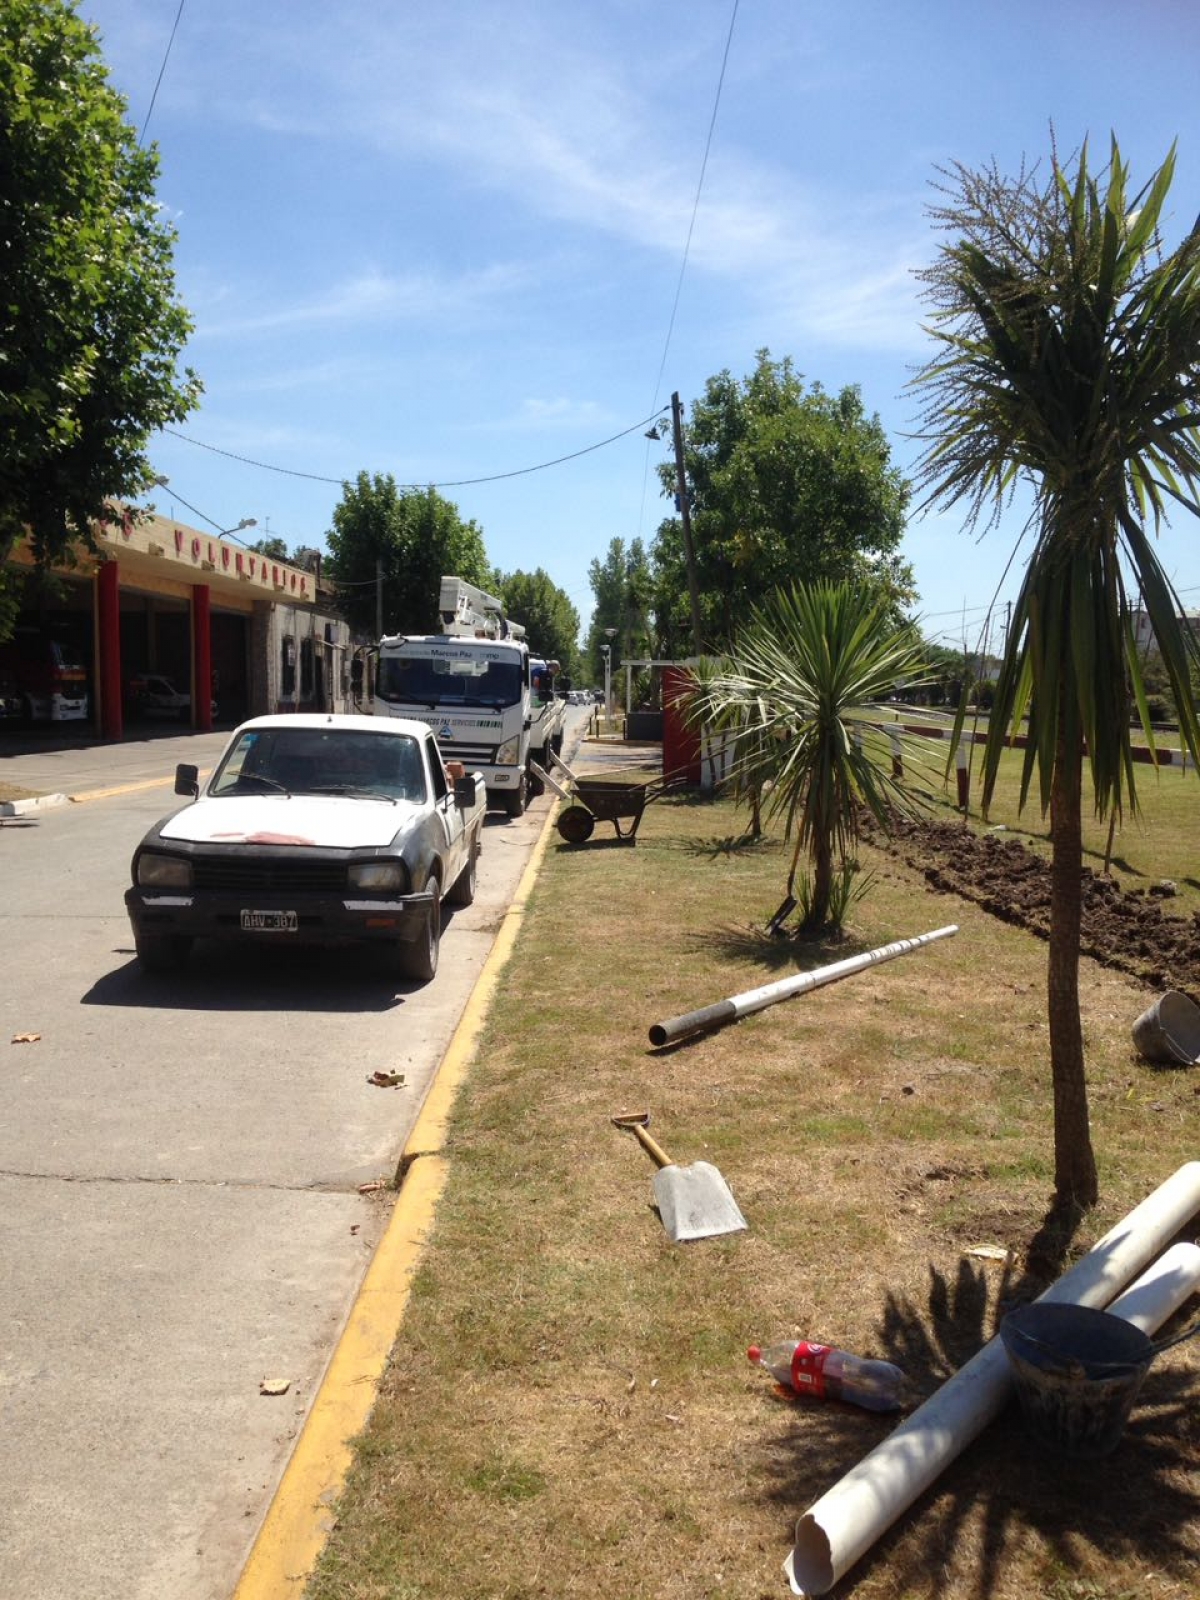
(557, 805), (595, 844)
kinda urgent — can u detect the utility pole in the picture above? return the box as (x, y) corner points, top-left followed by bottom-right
(376, 558), (383, 639)
(671, 391), (705, 658)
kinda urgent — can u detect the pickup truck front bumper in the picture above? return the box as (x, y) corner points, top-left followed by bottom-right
(124, 884), (436, 949)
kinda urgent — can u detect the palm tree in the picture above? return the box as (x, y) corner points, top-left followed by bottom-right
(685, 580), (934, 934)
(912, 138), (1200, 1208)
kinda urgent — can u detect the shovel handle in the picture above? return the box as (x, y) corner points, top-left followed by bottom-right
(625, 1120), (673, 1170)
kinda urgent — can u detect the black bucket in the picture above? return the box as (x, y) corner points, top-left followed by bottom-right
(1000, 1302), (1154, 1457)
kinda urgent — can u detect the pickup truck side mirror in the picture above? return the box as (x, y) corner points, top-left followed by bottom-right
(174, 762), (200, 797)
(453, 774), (477, 810)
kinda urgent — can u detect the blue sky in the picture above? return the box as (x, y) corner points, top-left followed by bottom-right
(80, 0), (1200, 651)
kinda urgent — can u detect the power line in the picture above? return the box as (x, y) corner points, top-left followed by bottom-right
(649, 0), (741, 408)
(139, 0), (187, 147)
(162, 406), (670, 489)
(150, 483), (257, 546)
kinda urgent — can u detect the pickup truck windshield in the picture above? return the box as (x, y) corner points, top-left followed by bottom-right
(210, 728), (426, 801)
(378, 653), (523, 709)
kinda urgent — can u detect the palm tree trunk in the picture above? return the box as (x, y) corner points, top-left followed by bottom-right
(804, 829), (834, 933)
(1047, 713), (1099, 1207)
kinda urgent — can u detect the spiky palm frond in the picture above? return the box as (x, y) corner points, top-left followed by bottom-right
(912, 137), (1200, 1207)
(917, 139), (1200, 824)
(685, 580), (936, 929)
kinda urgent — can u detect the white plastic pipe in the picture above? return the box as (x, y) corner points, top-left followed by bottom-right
(785, 1161), (1200, 1596)
(1105, 1240), (1200, 1330)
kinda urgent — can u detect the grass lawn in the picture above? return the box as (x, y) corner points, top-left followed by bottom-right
(305, 760), (1200, 1600)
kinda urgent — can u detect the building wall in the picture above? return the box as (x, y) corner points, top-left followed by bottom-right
(3, 511), (355, 737)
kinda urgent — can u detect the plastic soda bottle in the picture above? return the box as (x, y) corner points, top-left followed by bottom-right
(747, 1340), (905, 1413)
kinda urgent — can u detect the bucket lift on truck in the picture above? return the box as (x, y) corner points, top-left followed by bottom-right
(438, 578), (525, 642)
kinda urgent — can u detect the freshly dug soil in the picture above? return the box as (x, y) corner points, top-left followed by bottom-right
(868, 814), (1200, 999)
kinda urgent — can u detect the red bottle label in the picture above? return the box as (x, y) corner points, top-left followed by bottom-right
(790, 1342), (831, 1398)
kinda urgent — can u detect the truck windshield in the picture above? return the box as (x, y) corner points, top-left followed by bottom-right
(378, 653), (523, 709)
(210, 728), (426, 801)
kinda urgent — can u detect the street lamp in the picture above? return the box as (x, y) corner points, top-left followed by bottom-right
(602, 627), (617, 721)
(150, 479), (258, 541)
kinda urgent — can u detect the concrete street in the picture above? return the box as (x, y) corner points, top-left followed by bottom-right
(0, 719), (586, 1599)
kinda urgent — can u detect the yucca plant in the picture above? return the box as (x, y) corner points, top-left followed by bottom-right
(684, 580), (935, 934)
(913, 138), (1200, 1207)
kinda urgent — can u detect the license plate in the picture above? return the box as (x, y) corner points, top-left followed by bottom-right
(240, 909), (298, 933)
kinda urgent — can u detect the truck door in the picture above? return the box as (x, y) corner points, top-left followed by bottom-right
(426, 735), (463, 872)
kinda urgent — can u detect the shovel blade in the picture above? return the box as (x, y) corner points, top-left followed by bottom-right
(652, 1162), (748, 1243)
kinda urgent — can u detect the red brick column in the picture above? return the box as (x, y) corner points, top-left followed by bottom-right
(193, 583), (213, 732)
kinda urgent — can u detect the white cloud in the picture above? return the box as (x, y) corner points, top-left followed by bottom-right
(193, 262), (530, 340)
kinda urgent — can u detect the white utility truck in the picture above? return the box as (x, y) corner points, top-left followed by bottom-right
(370, 577), (564, 817)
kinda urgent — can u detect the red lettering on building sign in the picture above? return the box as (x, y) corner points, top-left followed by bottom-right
(221, 546), (230, 570)
(121, 510), (134, 540)
(191, 537), (201, 561)
(248, 556), (257, 578)
(272, 565), (280, 585)
(235, 550), (244, 575)
(175, 528), (184, 555)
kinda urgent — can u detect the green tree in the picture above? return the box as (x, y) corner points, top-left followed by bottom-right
(499, 569), (581, 680)
(0, 0), (201, 629)
(912, 137), (1200, 1208)
(586, 537), (655, 685)
(325, 475), (491, 636)
(651, 353), (915, 654)
(249, 536), (291, 563)
(685, 581), (934, 933)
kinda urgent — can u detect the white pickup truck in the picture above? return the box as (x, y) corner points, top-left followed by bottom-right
(124, 713), (486, 983)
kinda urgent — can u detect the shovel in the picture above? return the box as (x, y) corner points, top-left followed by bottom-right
(611, 1112), (748, 1243)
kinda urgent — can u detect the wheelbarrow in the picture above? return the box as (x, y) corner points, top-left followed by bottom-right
(538, 756), (675, 844)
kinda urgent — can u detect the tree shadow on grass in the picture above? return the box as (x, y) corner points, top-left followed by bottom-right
(754, 1210), (1200, 1598)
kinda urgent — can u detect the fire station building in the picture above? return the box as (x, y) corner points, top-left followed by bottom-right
(2, 510), (354, 741)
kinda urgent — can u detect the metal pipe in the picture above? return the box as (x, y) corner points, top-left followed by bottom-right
(648, 926), (959, 1047)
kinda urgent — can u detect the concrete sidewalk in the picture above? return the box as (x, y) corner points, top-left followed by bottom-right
(0, 728), (231, 811)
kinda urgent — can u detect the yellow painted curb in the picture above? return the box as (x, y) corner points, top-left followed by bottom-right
(232, 799), (561, 1599)
(71, 776), (177, 803)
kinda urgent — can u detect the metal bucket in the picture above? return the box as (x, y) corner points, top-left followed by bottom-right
(1000, 1302), (1154, 1457)
(1131, 990), (1200, 1065)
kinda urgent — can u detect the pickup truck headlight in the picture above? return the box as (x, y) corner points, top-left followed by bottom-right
(136, 852), (193, 889)
(494, 736), (521, 765)
(348, 859), (407, 892)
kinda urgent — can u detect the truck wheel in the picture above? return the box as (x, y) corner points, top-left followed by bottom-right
(397, 890), (440, 982)
(504, 773), (528, 818)
(135, 932), (192, 974)
(445, 838), (478, 906)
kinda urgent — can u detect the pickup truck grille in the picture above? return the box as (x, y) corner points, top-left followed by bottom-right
(439, 740), (497, 764)
(191, 858), (347, 894)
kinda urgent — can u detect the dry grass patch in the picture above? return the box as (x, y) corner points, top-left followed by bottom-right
(307, 780), (1200, 1600)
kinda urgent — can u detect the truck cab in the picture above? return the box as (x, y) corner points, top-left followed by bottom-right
(372, 577), (557, 818)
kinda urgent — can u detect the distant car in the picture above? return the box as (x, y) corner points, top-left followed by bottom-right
(127, 674), (216, 720)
